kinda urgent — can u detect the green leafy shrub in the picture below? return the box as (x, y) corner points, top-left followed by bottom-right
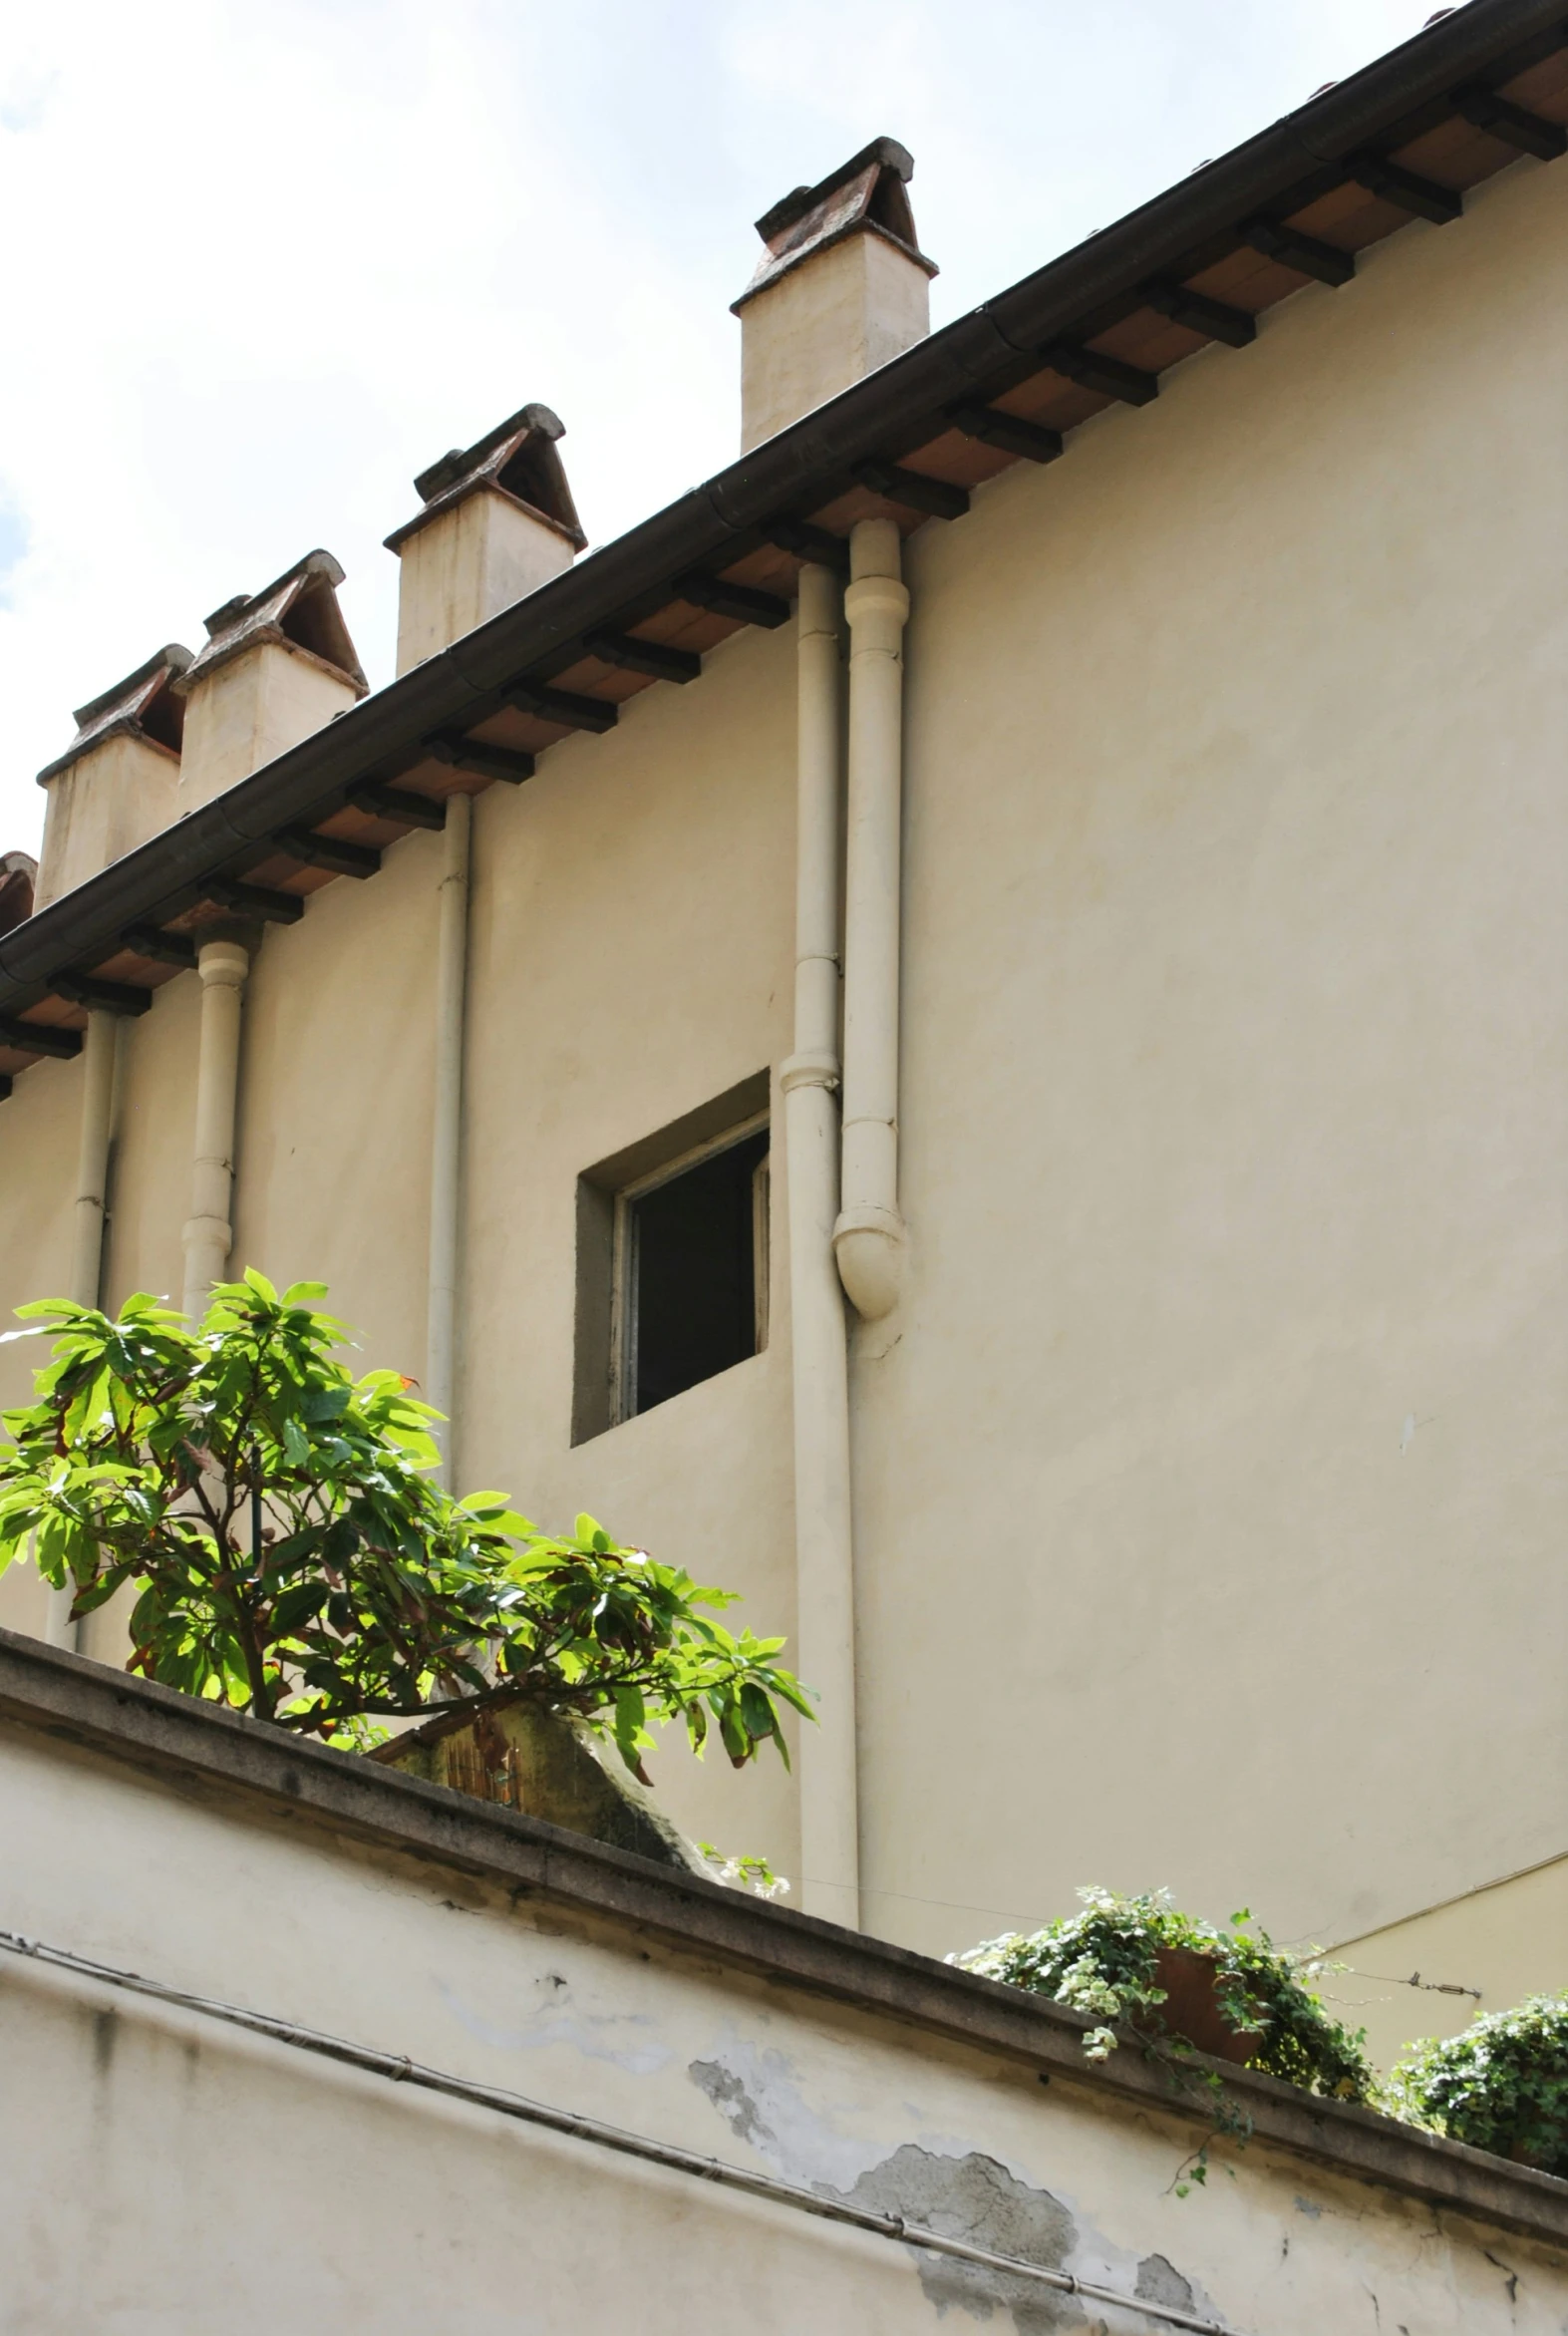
(1384, 1997), (1568, 2174)
(955, 1886), (1373, 2101)
(0, 1275), (809, 1776)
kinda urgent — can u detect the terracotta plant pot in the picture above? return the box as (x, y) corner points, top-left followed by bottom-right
(1143, 1945), (1264, 2065)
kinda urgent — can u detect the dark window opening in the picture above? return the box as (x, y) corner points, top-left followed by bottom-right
(572, 1075), (772, 1446)
(628, 1129), (769, 1418)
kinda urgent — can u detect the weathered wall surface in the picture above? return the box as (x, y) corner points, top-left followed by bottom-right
(853, 152), (1568, 1961)
(1320, 1853), (1568, 2072)
(460, 619), (798, 1869)
(0, 1047), (81, 1641)
(0, 157), (1561, 1994)
(2, 1668), (1562, 2336)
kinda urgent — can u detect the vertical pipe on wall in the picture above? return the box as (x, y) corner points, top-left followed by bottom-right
(782, 562), (860, 1930)
(180, 939), (249, 1323)
(68, 1010), (117, 1310)
(44, 1009), (120, 1650)
(426, 791), (471, 1488)
(834, 517), (909, 1321)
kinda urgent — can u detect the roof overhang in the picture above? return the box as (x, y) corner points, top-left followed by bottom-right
(2, 0), (1564, 1081)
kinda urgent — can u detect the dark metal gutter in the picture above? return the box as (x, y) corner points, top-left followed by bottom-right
(2, 0), (1561, 1010)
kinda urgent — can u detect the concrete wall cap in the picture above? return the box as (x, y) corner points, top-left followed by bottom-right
(0, 1626), (1563, 2250)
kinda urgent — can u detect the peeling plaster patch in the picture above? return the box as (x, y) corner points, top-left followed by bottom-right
(1293, 2194), (1324, 2218)
(687, 2037), (889, 2189)
(691, 2060), (775, 2152)
(1135, 2253), (1196, 2312)
(437, 1976), (670, 2075)
(826, 2145), (1081, 2332)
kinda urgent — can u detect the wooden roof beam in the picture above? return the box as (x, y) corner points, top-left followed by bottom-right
(52, 972), (153, 1017)
(122, 924), (196, 968)
(1140, 277), (1257, 347)
(505, 680), (619, 732)
(348, 781), (449, 829)
(1243, 219), (1357, 286)
(851, 461), (970, 518)
(584, 631), (702, 684)
(947, 405), (1065, 463)
(1041, 341), (1159, 407)
(1452, 84), (1567, 159)
(675, 571), (792, 628)
(275, 829), (381, 879)
(765, 520), (850, 574)
(0, 1019), (82, 1060)
(423, 736), (535, 786)
(1348, 151), (1463, 224)
(207, 878), (305, 924)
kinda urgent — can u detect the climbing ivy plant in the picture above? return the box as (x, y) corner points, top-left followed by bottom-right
(0, 1274), (810, 1774)
(1384, 1997), (1568, 2175)
(958, 1890), (1372, 2075)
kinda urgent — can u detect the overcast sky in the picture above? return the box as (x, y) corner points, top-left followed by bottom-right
(0, 0), (1437, 848)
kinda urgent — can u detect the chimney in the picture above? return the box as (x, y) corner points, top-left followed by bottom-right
(34, 646), (191, 909)
(385, 403), (584, 676)
(0, 852), (36, 935)
(172, 551), (367, 811)
(732, 138), (937, 453)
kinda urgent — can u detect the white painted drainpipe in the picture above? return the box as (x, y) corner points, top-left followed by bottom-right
(180, 939), (249, 1323)
(68, 1010), (117, 1310)
(426, 792), (471, 1487)
(782, 564), (859, 1930)
(45, 1008), (119, 1651)
(833, 517), (909, 1319)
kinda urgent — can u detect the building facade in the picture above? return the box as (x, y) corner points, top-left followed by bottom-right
(0, 0), (1564, 2072)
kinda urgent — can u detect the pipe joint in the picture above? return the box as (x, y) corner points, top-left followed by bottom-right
(196, 939), (249, 992)
(832, 1202), (906, 1321)
(781, 1049), (840, 1096)
(182, 1213), (233, 1254)
(843, 575), (910, 637)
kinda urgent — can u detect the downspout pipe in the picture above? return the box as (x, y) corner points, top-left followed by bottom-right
(426, 793), (470, 1487)
(68, 1010), (117, 1311)
(180, 938), (249, 1323)
(781, 565), (859, 1930)
(44, 1008), (119, 1651)
(834, 518), (908, 1320)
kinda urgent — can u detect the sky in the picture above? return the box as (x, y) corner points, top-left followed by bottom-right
(0, 0), (1440, 849)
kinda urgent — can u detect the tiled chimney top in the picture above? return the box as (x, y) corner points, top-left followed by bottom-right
(733, 136), (937, 313)
(385, 402), (586, 553)
(177, 549), (367, 697)
(36, 644), (192, 787)
(0, 852), (35, 937)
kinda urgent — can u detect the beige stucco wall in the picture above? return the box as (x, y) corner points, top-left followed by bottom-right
(1319, 1854), (1568, 2073)
(851, 150), (1568, 1963)
(34, 733), (179, 910)
(176, 639), (359, 808)
(0, 1047), (82, 1642)
(460, 621), (799, 1871)
(740, 230), (931, 450)
(4, 1702), (1562, 2336)
(394, 491), (576, 676)
(0, 153), (1561, 1997)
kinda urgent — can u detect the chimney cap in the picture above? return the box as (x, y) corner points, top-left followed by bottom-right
(178, 548), (368, 698)
(386, 401), (586, 553)
(735, 136), (936, 313)
(37, 644), (193, 787)
(0, 851), (35, 936)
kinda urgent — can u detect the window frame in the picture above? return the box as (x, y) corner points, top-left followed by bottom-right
(608, 1108), (771, 1428)
(572, 1071), (773, 1448)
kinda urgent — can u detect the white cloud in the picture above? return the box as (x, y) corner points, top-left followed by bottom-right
(0, 0), (1431, 846)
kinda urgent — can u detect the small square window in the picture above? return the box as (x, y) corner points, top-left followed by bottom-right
(574, 1075), (771, 1443)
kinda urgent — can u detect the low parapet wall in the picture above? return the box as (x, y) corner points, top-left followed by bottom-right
(1, 1628), (1563, 2334)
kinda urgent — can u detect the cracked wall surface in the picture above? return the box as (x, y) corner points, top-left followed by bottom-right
(1, 1713), (1564, 2334)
